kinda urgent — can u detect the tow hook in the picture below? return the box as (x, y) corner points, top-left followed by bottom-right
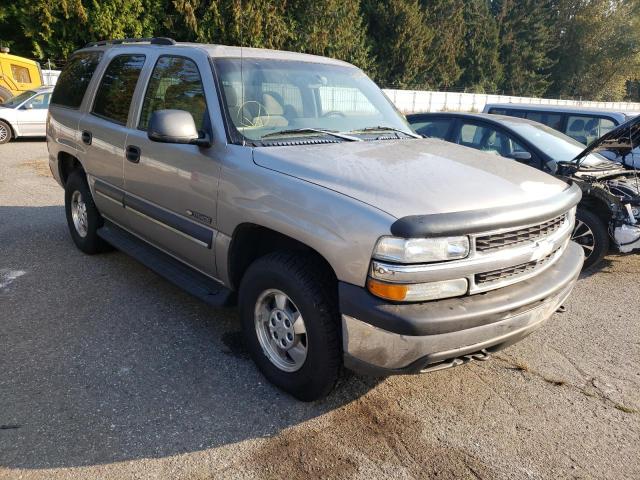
(556, 305), (566, 313)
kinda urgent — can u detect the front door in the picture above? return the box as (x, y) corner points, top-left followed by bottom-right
(122, 54), (220, 277)
(17, 92), (50, 136)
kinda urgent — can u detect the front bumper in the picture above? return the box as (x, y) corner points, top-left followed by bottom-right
(341, 241), (584, 375)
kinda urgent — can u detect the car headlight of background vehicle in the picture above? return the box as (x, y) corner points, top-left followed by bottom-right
(372, 236), (470, 263)
(368, 235), (470, 302)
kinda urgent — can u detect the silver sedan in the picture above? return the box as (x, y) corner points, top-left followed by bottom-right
(0, 87), (53, 144)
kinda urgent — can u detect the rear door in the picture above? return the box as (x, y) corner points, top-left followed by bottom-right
(16, 91), (50, 135)
(49, 51), (104, 156)
(122, 52), (220, 277)
(78, 52), (147, 222)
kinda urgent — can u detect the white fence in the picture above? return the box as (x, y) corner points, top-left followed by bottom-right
(383, 89), (640, 115)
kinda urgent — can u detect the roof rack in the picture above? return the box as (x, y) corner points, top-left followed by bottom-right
(84, 37), (176, 48)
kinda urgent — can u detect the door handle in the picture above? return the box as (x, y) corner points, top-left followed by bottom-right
(126, 145), (141, 163)
(81, 130), (92, 145)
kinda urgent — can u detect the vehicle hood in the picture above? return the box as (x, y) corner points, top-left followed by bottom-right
(253, 138), (570, 219)
(574, 115), (640, 164)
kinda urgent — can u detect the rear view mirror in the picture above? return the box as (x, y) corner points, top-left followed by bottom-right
(511, 151), (532, 163)
(148, 109), (211, 147)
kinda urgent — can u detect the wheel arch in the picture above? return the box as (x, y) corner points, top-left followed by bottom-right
(226, 223), (338, 292)
(57, 151), (85, 186)
(0, 117), (16, 137)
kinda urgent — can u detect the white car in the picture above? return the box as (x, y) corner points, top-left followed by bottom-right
(0, 87), (52, 144)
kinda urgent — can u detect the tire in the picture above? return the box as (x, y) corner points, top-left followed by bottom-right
(0, 87), (12, 104)
(0, 120), (12, 144)
(572, 208), (609, 269)
(239, 252), (341, 401)
(64, 170), (111, 254)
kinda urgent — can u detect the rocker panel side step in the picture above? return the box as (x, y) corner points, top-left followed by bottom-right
(98, 221), (234, 307)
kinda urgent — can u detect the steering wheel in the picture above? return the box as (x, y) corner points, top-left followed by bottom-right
(237, 101), (271, 128)
(321, 110), (346, 118)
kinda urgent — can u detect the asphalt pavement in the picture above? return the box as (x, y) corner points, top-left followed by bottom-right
(0, 140), (638, 479)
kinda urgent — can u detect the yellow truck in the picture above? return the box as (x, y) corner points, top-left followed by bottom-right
(0, 47), (43, 103)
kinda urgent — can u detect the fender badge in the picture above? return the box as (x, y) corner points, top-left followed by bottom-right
(186, 209), (213, 225)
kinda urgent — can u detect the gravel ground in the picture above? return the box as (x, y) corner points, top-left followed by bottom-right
(1, 141), (638, 480)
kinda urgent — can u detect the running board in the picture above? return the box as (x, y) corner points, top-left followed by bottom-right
(98, 221), (234, 307)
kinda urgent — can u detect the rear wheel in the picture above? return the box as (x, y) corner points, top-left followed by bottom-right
(0, 120), (12, 144)
(239, 252), (341, 401)
(572, 208), (609, 269)
(64, 170), (111, 254)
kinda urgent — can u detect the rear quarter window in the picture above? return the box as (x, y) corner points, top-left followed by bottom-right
(51, 51), (103, 109)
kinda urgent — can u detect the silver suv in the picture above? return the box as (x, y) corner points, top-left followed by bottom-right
(47, 38), (584, 400)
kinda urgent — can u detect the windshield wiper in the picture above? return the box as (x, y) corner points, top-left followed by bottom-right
(262, 128), (361, 142)
(348, 126), (420, 138)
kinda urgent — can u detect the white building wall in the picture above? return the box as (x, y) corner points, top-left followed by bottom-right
(383, 89), (640, 115)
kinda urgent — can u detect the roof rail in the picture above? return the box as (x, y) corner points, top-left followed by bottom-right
(84, 37), (176, 48)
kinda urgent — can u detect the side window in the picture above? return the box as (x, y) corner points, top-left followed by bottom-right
(410, 119), (451, 139)
(25, 93), (50, 109)
(565, 115), (616, 145)
(458, 122), (529, 159)
(599, 118), (616, 135)
(51, 52), (103, 109)
(139, 56), (207, 132)
(11, 64), (31, 83)
(92, 54), (146, 125)
(525, 112), (563, 131)
(488, 108), (507, 115)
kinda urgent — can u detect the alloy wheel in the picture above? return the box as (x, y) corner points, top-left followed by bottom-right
(572, 219), (595, 259)
(71, 190), (88, 238)
(254, 289), (308, 372)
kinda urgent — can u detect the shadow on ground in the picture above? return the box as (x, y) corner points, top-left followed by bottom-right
(0, 206), (381, 470)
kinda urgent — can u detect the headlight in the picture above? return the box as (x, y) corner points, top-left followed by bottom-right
(373, 236), (469, 263)
(367, 277), (468, 302)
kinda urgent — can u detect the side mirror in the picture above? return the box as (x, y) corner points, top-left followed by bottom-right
(24, 103), (33, 110)
(511, 151), (532, 163)
(148, 109), (211, 147)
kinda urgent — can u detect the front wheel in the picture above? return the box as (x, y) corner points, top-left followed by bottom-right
(572, 208), (609, 269)
(239, 252), (341, 401)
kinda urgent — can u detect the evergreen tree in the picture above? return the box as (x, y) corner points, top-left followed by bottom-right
(422, 0), (465, 88)
(493, 0), (557, 96)
(362, 0), (434, 88)
(286, 0), (372, 70)
(549, 0), (640, 101)
(456, 0), (502, 92)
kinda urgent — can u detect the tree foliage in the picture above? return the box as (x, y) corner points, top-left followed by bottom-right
(0, 0), (639, 100)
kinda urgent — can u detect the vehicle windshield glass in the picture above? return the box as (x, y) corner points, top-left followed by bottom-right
(508, 121), (609, 166)
(0, 90), (36, 108)
(213, 58), (413, 142)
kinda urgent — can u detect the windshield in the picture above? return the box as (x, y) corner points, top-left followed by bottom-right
(508, 121), (610, 166)
(213, 58), (413, 143)
(0, 90), (36, 108)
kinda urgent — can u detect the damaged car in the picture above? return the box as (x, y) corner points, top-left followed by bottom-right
(407, 112), (640, 268)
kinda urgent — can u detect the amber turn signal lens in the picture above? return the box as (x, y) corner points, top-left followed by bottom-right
(367, 278), (408, 301)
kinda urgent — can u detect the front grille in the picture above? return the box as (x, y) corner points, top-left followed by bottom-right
(475, 249), (558, 285)
(475, 214), (567, 252)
